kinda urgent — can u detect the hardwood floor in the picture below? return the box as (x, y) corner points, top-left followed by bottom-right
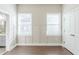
(4, 46), (73, 55)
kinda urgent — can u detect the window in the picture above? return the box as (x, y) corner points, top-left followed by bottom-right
(46, 13), (61, 36)
(18, 13), (32, 36)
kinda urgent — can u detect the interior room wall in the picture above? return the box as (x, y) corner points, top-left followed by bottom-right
(17, 4), (62, 45)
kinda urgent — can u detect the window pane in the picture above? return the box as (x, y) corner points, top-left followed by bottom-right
(47, 25), (60, 36)
(18, 13), (32, 24)
(18, 13), (32, 36)
(47, 14), (60, 24)
(18, 25), (32, 36)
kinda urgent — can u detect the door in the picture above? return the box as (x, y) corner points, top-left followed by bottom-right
(63, 10), (75, 52)
(63, 12), (71, 48)
(74, 8), (79, 54)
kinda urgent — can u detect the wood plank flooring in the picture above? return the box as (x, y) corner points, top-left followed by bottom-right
(4, 46), (73, 55)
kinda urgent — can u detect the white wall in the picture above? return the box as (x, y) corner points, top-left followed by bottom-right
(17, 4), (62, 45)
(0, 4), (17, 51)
(62, 4), (79, 55)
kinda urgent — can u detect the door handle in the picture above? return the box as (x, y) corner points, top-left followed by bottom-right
(70, 34), (75, 36)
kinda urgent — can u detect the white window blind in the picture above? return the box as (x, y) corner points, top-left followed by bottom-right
(18, 13), (32, 36)
(46, 13), (61, 36)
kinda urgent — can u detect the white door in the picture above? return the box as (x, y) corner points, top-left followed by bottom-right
(18, 13), (32, 45)
(63, 10), (75, 53)
(63, 12), (71, 48)
(74, 8), (79, 54)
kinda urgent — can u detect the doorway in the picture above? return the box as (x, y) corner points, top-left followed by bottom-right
(0, 12), (9, 54)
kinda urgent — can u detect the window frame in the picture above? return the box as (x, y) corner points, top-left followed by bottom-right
(46, 13), (61, 36)
(18, 13), (32, 36)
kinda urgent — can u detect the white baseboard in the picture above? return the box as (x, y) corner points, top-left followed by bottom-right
(17, 43), (62, 46)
